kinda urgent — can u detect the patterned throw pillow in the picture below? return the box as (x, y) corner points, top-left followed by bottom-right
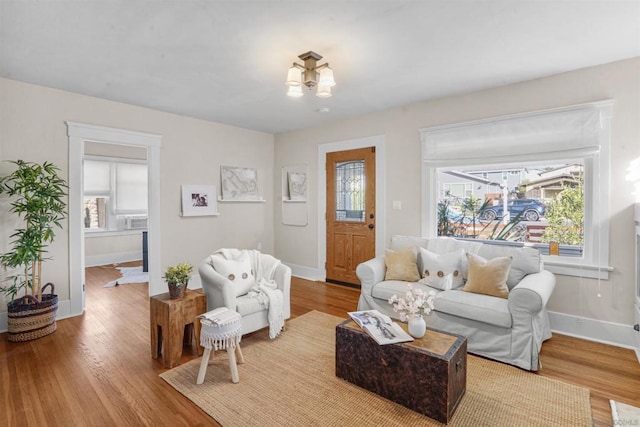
(384, 247), (420, 282)
(210, 253), (256, 296)
(461, 253), (512, 299)
(418, 247), (465, 290)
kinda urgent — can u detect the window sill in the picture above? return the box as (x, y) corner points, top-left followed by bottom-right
(84, 229), (147, 238)
(544, 259), (613, 280)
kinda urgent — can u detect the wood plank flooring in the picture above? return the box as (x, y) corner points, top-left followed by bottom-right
(1, 261), (638, 426)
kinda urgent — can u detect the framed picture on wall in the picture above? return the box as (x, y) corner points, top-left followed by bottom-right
(181, 185), (219, 216)
(287, 171), (307, 201)
(220, 166), (260, 201)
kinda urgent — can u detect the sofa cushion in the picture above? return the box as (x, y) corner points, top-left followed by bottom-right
(435, 289), (512, 328)
(462, 253), (511, 299)
(372, 280), (440, 302)
(477, 244), (540, 289)
(418, 247), (464, 290)
(210, 253), (256, 296)
(384, 248), (420, 282)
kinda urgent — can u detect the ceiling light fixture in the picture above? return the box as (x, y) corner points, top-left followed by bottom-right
(286, 51), (335, 98)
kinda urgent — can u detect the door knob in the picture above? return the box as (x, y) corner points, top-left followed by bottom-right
(368, 224), (375, 229)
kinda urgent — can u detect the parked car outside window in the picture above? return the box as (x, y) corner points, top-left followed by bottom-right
(479, 198), (546, 222)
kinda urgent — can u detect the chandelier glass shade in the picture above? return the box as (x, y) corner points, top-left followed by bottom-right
(286, 51), (335, 98)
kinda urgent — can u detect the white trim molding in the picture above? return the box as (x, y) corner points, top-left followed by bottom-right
(285, 262), (326, 282)
(317, 135), (386, 275)
(67, 122), (163, 319)
(548, 310), (637, 350)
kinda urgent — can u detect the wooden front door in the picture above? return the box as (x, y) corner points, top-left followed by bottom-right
(326, 147), (376, 286)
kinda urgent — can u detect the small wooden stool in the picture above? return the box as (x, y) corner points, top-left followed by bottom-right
(150, 291), (206, 368)
(196, 307), (244, 384)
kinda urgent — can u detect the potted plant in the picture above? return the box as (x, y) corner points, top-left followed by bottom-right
(0, 160), (68, 342)
(163, 262), (193, 299)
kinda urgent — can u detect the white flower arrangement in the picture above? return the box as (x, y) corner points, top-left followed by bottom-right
(388, 284), (436, 321)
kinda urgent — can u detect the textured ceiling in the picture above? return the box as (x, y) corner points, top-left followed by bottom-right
(1, 1), (639, 134)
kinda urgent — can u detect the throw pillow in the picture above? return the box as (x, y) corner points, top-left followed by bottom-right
(462, 253), (512, 299)
(210, 253), (256, 296)
(384, 247), (420, 282)
(417, 247), (465, 290)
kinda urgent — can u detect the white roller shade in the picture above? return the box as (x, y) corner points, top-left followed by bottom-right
(84, 160), (111, 193)
(420, 102), (611, 167)
(115, 163), (148, 213)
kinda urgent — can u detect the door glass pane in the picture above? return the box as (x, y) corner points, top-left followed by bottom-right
(335, 160), (365, 222)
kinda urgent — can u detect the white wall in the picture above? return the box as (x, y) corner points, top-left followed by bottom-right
(0, 77), (274, 310)
(274, 58), (640, 341)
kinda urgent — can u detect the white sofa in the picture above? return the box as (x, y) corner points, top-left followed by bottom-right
(356, 235), (556, 371)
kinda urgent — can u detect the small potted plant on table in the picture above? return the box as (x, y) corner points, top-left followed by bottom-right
(163, 262), (193, 299)
(0, 160), (67, 342)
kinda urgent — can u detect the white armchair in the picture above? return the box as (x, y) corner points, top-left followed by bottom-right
(198, 249), (291, 336)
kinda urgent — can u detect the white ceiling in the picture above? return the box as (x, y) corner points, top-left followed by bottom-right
(1, 1), (639, 134)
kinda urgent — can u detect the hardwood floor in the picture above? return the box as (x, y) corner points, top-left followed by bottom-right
(1, 262), (638, 426)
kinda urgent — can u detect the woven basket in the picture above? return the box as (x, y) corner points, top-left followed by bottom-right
(7, 282), (58, 342)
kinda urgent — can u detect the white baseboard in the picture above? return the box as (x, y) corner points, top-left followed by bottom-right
(85, 251), (142, 267)
(548, 310), (637, 351)
(284, 262), (325, 282)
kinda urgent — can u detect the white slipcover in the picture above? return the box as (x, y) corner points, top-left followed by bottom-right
(356, 236), (555, 371)
(199, 250), (292, 336)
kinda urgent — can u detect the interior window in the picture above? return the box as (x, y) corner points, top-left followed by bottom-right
(83, 157), (148, 232)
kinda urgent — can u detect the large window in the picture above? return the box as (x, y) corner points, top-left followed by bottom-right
(84, 157), (148, 232)
(420, 101), (612, 279)
(436, 161), (584, 257)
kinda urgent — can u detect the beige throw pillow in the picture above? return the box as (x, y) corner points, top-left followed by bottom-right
(462, 253), (512, 299)
(384, 247), (420, 282)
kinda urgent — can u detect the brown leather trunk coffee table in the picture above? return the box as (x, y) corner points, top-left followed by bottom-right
(335, 319), (467, 424)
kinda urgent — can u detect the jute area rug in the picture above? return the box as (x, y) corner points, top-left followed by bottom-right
(160, 310), (591, 426)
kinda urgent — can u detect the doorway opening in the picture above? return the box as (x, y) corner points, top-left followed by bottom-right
(67, 122), (162, 316)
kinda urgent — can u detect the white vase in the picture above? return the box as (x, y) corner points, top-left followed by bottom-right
(408, 316), (426, 338)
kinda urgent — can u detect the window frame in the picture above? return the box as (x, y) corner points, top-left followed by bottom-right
(420, 101), (613, 279)
(83, 155), (148, 233)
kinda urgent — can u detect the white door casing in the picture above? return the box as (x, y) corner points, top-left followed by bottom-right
(67, 122), (162, 316)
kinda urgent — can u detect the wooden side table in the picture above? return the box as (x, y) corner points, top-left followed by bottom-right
(150, 290), (206, 368)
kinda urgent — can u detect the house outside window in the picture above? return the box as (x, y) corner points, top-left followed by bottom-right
(420, 101), (613, 279)
(437, 162), (584, 257)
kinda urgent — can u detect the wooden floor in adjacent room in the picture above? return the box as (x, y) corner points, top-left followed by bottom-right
(1, 261), (638, 426)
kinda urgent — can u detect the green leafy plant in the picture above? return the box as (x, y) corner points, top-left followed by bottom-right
(541, 183), (584, 246)
(459, 196), (491, 238)
(0, 160), (68, 302)
(486, 210), (527, 241)
(163, 262), (193, 285)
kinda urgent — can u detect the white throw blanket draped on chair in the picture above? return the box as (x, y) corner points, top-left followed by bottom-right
(215, 249), (284, 339)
